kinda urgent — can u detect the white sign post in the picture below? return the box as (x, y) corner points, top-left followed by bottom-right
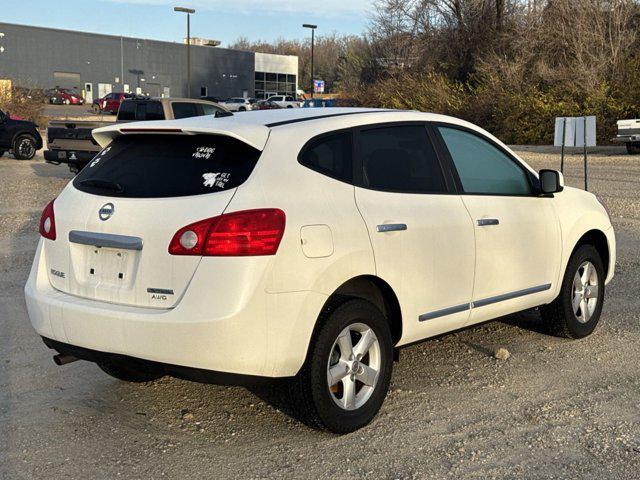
(554, 116), (596, 190)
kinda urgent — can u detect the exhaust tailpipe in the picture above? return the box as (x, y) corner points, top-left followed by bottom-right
(53, 354), (78, 366)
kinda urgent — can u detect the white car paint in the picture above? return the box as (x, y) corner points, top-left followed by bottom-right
(218, 97), (254, 112)
(266, 95), (302, 108)
(25, 108), (615, 380)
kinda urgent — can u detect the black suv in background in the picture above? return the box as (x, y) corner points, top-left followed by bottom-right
(0, 110), (43, 160)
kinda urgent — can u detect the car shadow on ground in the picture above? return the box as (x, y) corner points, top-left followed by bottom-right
(499, 309), (551, 335)
(30, 161), (74, 180)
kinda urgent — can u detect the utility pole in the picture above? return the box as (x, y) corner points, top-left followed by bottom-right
(302, 24), (317, 99)
(174, 7), (196, 98)
(120, 36), (124, 91)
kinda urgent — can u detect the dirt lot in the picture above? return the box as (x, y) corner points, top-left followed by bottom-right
(1, 147), (638, 479)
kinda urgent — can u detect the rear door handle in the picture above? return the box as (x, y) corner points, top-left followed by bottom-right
(476, 218), (499, 226)
(377, 223), (407, 232)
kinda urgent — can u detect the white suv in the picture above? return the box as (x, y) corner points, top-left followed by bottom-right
(25, 108), (615, 433)
(219, 97), (254, 112)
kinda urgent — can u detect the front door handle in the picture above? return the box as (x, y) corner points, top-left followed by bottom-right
(477, 218), (499, 226)
(377, 223), (407, 233)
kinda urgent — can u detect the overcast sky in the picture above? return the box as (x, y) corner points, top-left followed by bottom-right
(4, 0), (371, 46)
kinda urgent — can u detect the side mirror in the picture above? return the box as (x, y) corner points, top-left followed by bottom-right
(539, 169), (564, 194)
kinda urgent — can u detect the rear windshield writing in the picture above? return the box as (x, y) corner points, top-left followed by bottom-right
(73, 134), (261, 198)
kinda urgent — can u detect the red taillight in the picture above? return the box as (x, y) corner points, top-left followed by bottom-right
(39, 199), (56, 240)
(168, 209), (286, 256)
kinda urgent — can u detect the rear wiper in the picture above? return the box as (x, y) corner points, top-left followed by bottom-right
(78, 179), (125, 194)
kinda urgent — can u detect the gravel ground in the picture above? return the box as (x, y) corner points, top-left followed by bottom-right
(1, 146), (638, 479)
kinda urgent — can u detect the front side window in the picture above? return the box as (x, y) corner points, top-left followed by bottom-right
(298, 132), (353, 183)
(438, 127), (531, 195)
(73, 134), (261, 198)
(358, 125), (446, 194)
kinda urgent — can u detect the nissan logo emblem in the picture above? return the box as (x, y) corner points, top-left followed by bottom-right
(99, 203), (115, 221)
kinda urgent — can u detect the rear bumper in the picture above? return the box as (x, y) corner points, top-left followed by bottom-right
(25, 240), (327, 378)
(44, 150), (98, 172)
(42, 337), (275, 385)
(605, 225), (616, 285)
(44, 149), (97, 168)
(611, 135), (640, 143)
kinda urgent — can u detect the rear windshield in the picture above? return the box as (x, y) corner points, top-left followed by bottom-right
(73, 134), (261, 198)
(117, 101), (164, 121)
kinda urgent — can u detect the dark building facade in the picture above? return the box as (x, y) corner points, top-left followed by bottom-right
(0, 22), (297, 101)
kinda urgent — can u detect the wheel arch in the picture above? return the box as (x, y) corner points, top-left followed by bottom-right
(569, 229), (611, 278)
(12, 129), (38, 146)
(317, 275), (403, 345)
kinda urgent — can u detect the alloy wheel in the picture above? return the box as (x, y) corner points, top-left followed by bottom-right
(17, 138), (35, 159)
(572, 261), (599, 323)
(327, 322), (381, 411)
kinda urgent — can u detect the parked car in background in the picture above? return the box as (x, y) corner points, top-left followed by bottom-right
(45, 97), (229, 173)
(27, 108), (614, 433)
(49, 88), (85, 105)
(219, 97), (255, 112)
(266, 95), (302, 108)
(254, 100), (282, 110)
(100, 92), (136, 114)
(0, 109), (43, 160)
(612, 118), (640, 154)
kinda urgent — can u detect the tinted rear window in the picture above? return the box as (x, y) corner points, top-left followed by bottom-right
(118, 101), (165, 121)
(298, 132), (353, 183)
(117, 101), (136, 120)
(73, 134), (261, 198)
(359, 125), (446, 194)
(172, 102), (200, 119)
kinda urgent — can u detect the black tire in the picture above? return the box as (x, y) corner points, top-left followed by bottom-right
(97, 360), (164, 383)
(626, 142), (640, 155)
(239, 107), (246, 112)
(12, 134), (37, 160)
(289, 298), (393, 433)
(0, 149), (5, 157)
(540, 244), (605, 339)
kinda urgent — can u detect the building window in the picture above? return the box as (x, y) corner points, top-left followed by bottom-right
(200, 86), (207, 97)
(254, 71), (297, 99)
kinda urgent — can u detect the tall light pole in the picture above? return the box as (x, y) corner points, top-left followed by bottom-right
(302, 24), (317, 99)
(174, 6), (195, 98)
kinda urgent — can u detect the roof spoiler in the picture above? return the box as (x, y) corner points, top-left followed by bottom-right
(92, 119), (269, 151)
